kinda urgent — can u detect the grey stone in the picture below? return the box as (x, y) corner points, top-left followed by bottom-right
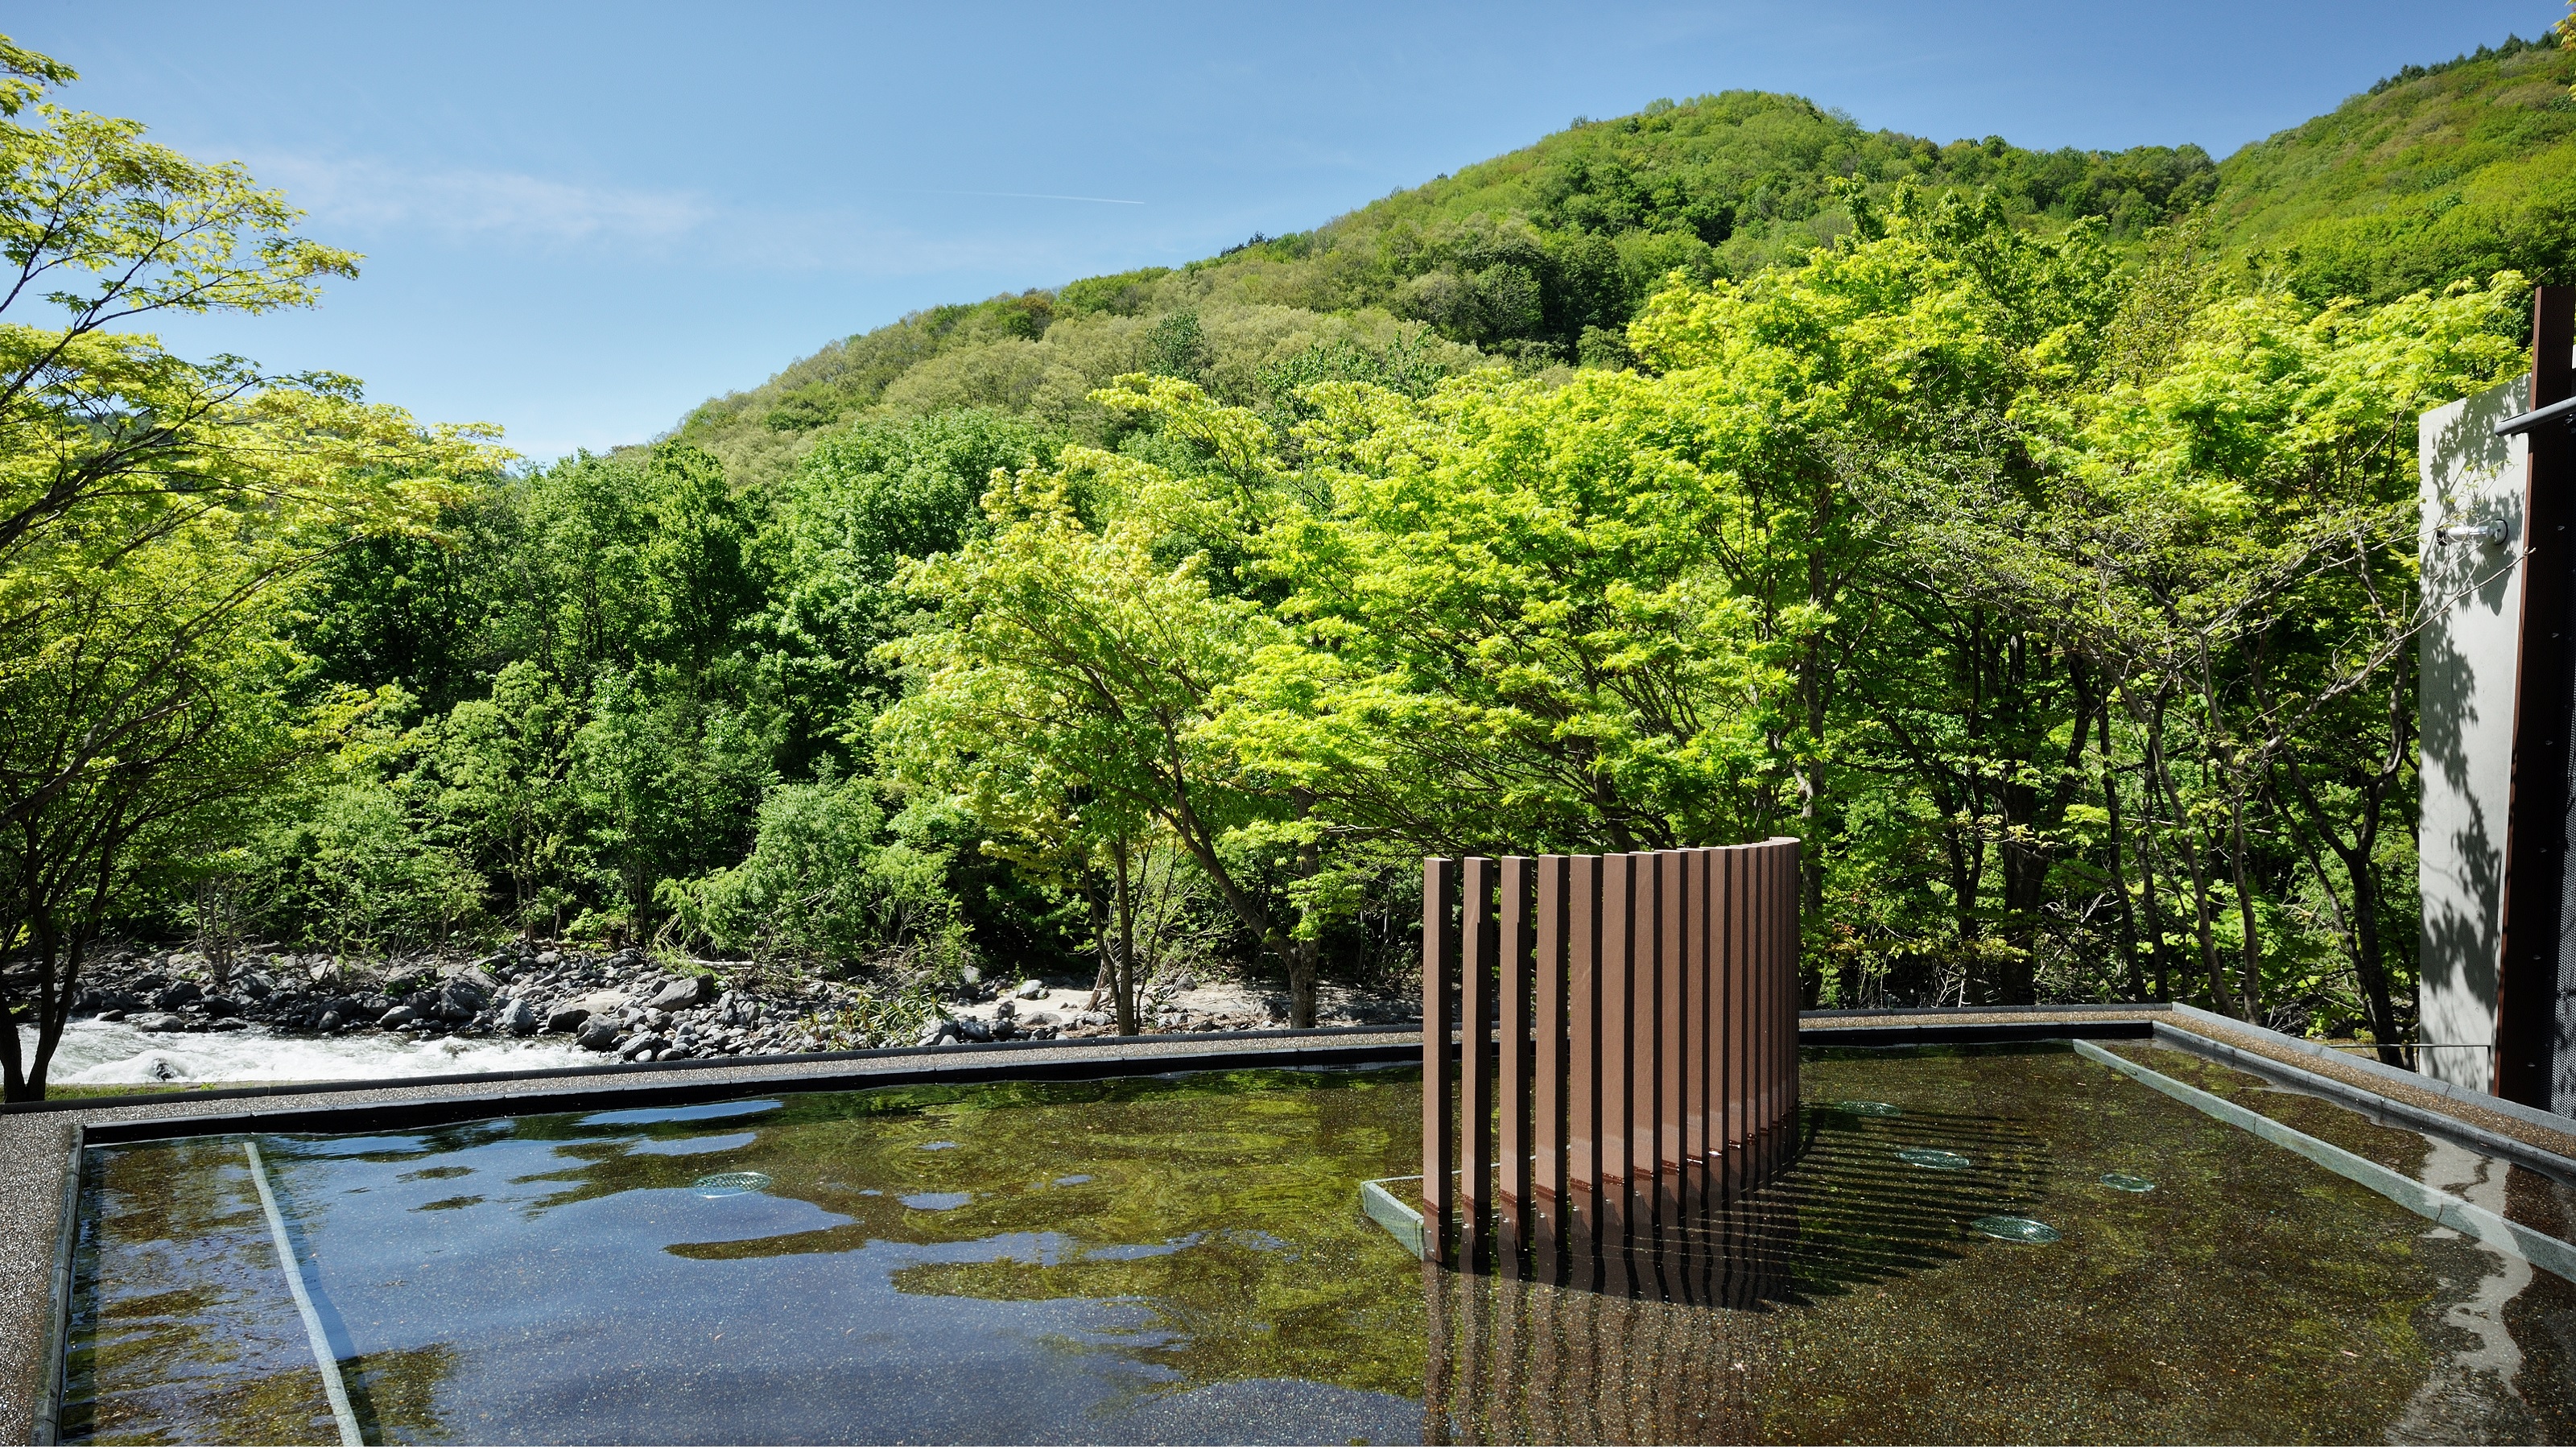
(378, 1005), (419, 1029)
(576, 1018), (622, 1051)
(445, 964), (500, 993)
(238, 976), (272, 1001)
(154, 981), (201, 1010)
(135, 1013), (188, 1033)
(913, 1020), (949, 1046)
(621, 1035), (671, 1061)
(97, 1008), (126, 1023)
(494, 998), (538, 1036)
(954, 1017), (993, 1042)
(200, 997), (242, 1019)
(543, 1005), (592, 1034)
(316, 1009), (345, 1031)
(535, 950), (562, 966)
(1015, 978), (1046, 999)
(439, 980), (488, 1021)
(560, 989), (632, 1018)
(647, 976), (708, 1012)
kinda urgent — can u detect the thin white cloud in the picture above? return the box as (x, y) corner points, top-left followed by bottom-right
(246, 154), (1172, 282)
(252, 155), (712, 244)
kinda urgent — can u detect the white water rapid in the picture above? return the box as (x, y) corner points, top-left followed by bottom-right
(19, 1017), (597, 1087)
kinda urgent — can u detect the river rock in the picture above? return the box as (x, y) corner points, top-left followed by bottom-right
(1015, 978), (1046, 999)
(621, 1034), (670, 1061)
(444, 964), (499, 993)
(438, 980), (488, 1021)
(378, 1005), (419, 1029)
(494, 998), (538, 1036)
(646, 976), (708, 1012)
(135, 1013), (188, 1033)
(543, 1004), (592, 1034)
(561, 989), (631, 1018)
(576, 1018), (622, 1051)
(155, 981), (201, 1010)
(201, 997), (242, 1019)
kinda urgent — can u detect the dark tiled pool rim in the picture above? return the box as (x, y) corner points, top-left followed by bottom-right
(9, 1004), (2572, 1445)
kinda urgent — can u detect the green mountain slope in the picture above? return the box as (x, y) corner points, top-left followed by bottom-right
(2213, 32), (2576, 304)
(673, 31), (2573, 489)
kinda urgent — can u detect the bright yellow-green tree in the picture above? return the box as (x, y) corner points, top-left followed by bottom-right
(0, 38), (505, 1098)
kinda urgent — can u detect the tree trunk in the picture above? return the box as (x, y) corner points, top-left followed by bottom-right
(2156, 756), (2231, 1016)
(2099, 704), (2145, 1001)
(2221, 795), (2265, 1023)
(1112, 838), (1140, 1037)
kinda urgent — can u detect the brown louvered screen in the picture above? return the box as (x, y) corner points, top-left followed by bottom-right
(1420, 840), (1802, 1282)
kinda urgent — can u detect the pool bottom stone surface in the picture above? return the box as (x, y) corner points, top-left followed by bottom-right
(63, 1046), (2576, 1444)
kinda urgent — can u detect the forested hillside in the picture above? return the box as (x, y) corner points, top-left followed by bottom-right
(2215, 31), (2576, 304)
(7, 25), (2572, 1096)
(675, 93), (2221, 489)
(675, 32), (2573, 491)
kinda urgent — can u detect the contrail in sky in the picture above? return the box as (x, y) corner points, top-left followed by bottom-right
(927, 189), (1147, 204)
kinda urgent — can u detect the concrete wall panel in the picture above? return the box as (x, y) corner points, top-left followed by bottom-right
(2419, 376), (2529, 1092)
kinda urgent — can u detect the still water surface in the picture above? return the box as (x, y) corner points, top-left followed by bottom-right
(64, 1046), (2576, 1443)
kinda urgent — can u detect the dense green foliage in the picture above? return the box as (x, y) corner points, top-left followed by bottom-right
(15, 26), (2576, 1095)
(2216, 31), (2576, 307)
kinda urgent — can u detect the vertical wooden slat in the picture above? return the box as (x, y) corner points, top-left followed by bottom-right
(1461, 857), (1498, 1272)
(1682, 848), (1710, 1221)
(1764, 842), (1780, 1146)
(1625, 852), (1658, 1244)
(1779, 838), (1802, 1145)
(1422, 857), (1459, 1265)
(1748, 842), (1767, 1157)
(1656, 849), (1686, 1232)
(1499, 857), (1536, 1274)
(1761, 842), (1781, 1144)
(1720, 845), (1741, 1175)
(1534, 855), (1569, 1283)
(1599, 851), (1634, 1259)
(1566, 853), (1601, 1277)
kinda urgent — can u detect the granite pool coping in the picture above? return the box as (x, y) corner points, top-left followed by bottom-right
(16, 1001), (2576, 1443)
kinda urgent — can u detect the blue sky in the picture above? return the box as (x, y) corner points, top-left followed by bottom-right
(11, 2), (2562, 460)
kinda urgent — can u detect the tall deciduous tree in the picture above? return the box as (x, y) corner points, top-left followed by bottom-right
(0, 39), (505, 1098)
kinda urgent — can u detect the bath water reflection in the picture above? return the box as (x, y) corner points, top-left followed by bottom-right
(62, 1046), (2576, 1444)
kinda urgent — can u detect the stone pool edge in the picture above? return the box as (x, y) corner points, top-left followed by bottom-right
(2071, 1038), (2576, 1283)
